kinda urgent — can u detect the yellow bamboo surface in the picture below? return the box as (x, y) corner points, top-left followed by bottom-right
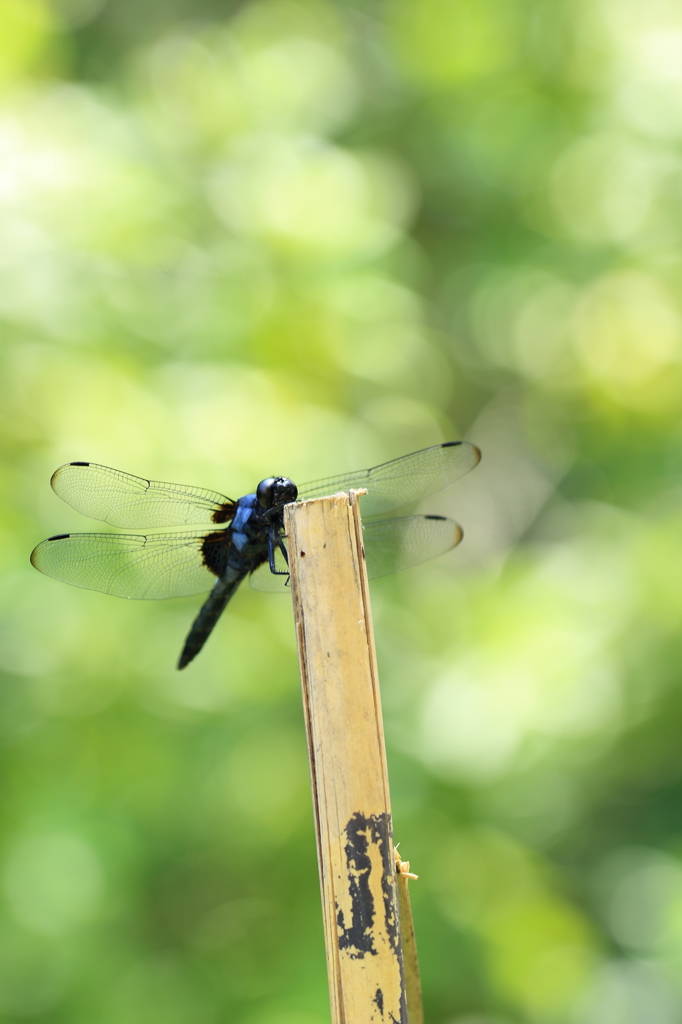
(284, 491), (407, 1024)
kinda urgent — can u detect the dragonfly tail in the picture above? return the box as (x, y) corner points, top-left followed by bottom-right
(178, 573), (243, 669)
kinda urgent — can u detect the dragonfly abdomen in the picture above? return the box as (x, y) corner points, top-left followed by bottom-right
(178, 570), (243, 669)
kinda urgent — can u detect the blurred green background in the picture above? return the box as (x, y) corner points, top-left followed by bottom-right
(2, 0), (682, 1021)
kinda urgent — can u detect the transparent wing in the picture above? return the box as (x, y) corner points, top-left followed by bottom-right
(363, 515), (463, 578)
(248, 515), (462, 593)
(249, 542), (290, 592)
(50, 463), (235, 528)
(297, 442), (480, 517)
(30, 530), (224, 599)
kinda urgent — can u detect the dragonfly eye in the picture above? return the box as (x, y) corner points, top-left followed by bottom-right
(257, 476), (298, 508)
(257, 478), (276, 507)
(275, 477), (298, 505)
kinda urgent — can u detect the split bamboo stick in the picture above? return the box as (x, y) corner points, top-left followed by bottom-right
(284, 490), (408, 1024)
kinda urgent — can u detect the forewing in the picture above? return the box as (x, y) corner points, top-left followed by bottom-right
(248, 515), (462, 592)
(363, 515), (463, 579)
(248, 543), (290, 592)
(30, 531), (220, 599)
(50, 463), (235, 528)
(297, 441), (480, 517)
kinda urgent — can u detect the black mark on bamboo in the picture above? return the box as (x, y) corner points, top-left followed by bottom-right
(336, 811), (402, 959)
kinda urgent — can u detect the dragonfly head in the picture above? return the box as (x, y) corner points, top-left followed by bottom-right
(256, 476), (298, 510)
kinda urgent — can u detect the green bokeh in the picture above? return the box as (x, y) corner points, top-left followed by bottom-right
(3, 0), (682, 1020)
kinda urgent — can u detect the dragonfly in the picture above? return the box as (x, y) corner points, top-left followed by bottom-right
(31, 441), (480, 669)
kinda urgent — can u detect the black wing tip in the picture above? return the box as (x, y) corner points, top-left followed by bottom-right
(30, 536), (69, 567)
(423, 514), (463, 543)
(442, 440), (482, 462)
(50, 462), (90, 489)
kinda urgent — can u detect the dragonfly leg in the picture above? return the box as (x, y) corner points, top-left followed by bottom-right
(268, 527), (290, 576)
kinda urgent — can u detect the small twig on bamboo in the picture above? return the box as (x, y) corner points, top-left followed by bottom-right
(395, 846), (424, 1024)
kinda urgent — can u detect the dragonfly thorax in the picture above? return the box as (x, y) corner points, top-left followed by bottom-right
(256, 476), (298, 509)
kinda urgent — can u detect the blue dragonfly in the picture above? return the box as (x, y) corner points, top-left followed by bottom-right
(31, 442), (480, 668)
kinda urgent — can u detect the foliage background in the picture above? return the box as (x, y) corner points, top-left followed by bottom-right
(2, 0), (682, 1021)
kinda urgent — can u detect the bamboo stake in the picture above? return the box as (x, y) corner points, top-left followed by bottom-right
(284, 491), (407, 1024)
